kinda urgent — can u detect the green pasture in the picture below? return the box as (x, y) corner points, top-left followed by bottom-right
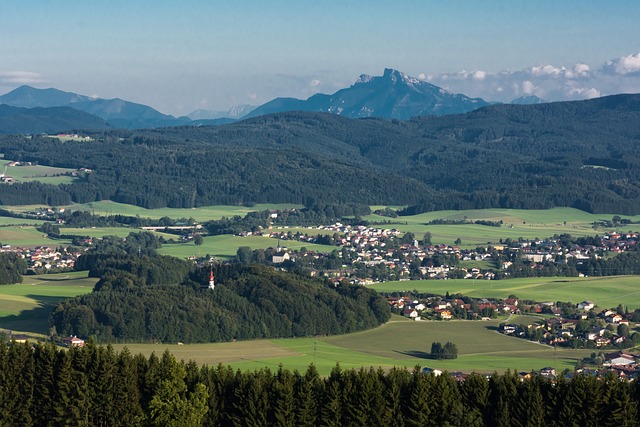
(366, 207), (640, 247)
(3, 201), (303, 222)
(0, 225), (71, 247)
(110, 316), (593, 375)
(158, 234), (337, 259)
(0, 271), (97, 334)
(372, 275), (640, 310)
(0, 159), (77, 185)
(60, 226), (140, 239)
(0, 217), (47, 227)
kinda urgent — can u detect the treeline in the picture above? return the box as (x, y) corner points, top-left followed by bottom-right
(2, 96), (640, 213)
(2, 341), (639, 426)
(52, 262), (390, 343)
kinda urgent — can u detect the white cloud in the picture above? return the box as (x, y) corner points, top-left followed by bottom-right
(472, 70), (487, 81)
(603, 52), (640, 75)
(574, 63), (590, 77)
(531, 65), (562, 77)
(310, 79), (322, 87)
(0, 71), (45, 84)
(522, 80), (535, 94)
(419, 52), (640, 103)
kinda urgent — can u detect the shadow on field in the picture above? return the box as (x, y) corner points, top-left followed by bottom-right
(0, 294), (69, 335)
(394, 350), (432, 359)
(34, 276), (87, 282)
(485, 325), (500, 331)
(0, 305), (51, 335)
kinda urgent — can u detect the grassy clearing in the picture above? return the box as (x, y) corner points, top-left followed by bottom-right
(0, 226), (71, 247)
(3, 201), (303, 222)
(372, 276), (640, 309)
(0, 271), (97, 334)
(158, 234), (337, 260)
(111, 316), (591, 375)
(0, 159), (77, 185)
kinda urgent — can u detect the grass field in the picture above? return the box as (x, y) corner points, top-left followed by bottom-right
(0, 271), (633, 375)
(0, 159), (77, 185)
(0, 271), (97, 334)
(3, 201), (303, 222)
(111, 316), (595, 375)
(158, 234), (337, 259)
(365, 207), (640, 247)
(0, 225), (71, 247)
(372, 276), (640, 310)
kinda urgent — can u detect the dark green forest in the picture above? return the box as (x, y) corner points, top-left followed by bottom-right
(1, 94), (640, 212)
(1, 341), (639, 426)
(51, 260), (390, 343)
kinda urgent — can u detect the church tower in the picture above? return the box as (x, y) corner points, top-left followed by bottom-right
(208, 268), (215, 290)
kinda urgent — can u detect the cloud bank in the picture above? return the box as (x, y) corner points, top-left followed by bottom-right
(420, 52), (640, 103)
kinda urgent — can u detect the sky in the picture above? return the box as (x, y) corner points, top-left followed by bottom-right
(2, 0), (640, 116)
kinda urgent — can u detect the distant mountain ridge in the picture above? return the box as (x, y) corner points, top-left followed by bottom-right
(245, 68), (491, 120)
(0, 104), (107, 134)
(0, 86), (188, 129)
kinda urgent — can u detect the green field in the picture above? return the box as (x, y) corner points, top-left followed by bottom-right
(365, 207), (640, 247)
(0, 225), (71, 247)
(0, 271), (97, 334)
(372, 276), (640, 310)
(111, 316), (594, 375)
(0, 159), (77, 185)
(0, 271), (634, 375)
(3, 201), (303, 222)
(158, 234), (337, 259)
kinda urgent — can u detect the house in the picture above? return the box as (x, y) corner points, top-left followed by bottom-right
(604, 352), (636, 366)
(62, 335), (85, 347)
(438, 310), (453, 320)
(402, 308), (419, 320)
(272, 252), (290, 264)
(578, 301), (595, 311)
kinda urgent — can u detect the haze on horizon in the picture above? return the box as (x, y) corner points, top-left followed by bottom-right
(2, 0), (640, 117)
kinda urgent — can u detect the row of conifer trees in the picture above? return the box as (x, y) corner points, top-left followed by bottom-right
(1, 340), (639, 426)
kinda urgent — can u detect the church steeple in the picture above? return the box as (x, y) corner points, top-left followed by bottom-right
(208, 268), (215, 290)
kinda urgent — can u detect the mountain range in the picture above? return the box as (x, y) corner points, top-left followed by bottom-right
(0, 68), (502, 132)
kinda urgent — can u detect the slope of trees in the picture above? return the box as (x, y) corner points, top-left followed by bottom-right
(51, 262), (390, 343)
(1, 94), (640, 212)
(1, 342), (639, 426)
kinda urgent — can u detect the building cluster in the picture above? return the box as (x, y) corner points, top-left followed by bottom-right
(255, 223), (638, 284)
(0, 245), (82, 272)
(500, 301), (637, 350)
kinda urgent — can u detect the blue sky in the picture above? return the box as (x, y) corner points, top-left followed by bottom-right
(2, 1), (640, 115)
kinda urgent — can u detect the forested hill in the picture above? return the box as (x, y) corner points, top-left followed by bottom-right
(1, 93), (640, 213)
(51, 262), (390, 343)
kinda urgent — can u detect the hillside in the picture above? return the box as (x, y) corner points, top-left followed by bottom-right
(0, 94), (639, 213)
(0, 104), (108, 134)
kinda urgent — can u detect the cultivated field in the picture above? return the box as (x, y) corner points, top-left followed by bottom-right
(158, 234), (337, 259)
(0, 271), (97, 334)
(3, 201), (303, 222)
(365, 207), (640, 247)
(0, 158), (77, 185)
(0, 225), (71, 247)
(372, 276), (640, 310)
(0, 271), (635, 375)
(111, 315), (595, 376)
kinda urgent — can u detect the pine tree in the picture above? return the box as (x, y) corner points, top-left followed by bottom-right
(31, 342), (57, 427)
(406, 367), (432, 427)
(320, 365), (343, 427)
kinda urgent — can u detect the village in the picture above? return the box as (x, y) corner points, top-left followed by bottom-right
(255, 222), (639, 284)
